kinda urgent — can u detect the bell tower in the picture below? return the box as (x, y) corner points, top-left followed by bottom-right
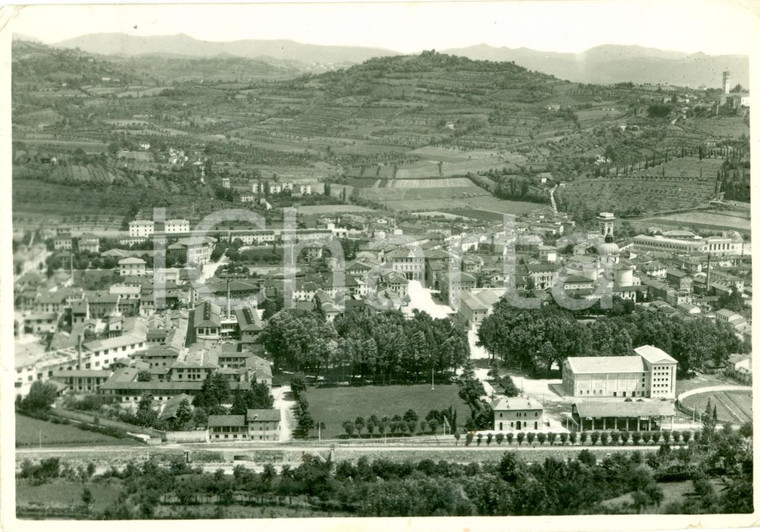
(597, 212), (616, 238)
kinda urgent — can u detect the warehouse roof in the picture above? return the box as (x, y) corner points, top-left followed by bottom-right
(565, 355), (645, 374)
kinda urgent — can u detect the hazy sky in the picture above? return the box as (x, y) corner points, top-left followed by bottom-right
(9, 0), (760, 55)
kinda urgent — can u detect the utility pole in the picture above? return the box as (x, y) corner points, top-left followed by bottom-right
(431, 367), (435, 390)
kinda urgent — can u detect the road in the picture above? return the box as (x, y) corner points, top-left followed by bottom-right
(199, 256), (228, 282)
(549, 185), (558, 214)
(16, 443), (671, 457)
(271, 385), (296, 442)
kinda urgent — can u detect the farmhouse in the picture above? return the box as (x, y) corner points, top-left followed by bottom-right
(562, 345), (677, 399)
(493, 397), (544, 432)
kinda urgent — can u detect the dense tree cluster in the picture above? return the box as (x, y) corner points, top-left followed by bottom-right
(478, 302), (747, 376)
(261, 307), (469, 384)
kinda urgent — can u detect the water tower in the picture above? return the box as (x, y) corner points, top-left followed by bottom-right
(723, 71), (731, 95)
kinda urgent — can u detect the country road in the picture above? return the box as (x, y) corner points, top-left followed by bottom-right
(16, 443), (671, 457)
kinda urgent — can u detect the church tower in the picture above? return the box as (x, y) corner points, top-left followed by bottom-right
(597, 212), (616, 238)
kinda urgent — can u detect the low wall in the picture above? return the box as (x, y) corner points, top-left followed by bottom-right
(165, 430), (208, 443)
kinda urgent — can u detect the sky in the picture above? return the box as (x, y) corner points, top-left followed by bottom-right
(7, 0), (760, 55)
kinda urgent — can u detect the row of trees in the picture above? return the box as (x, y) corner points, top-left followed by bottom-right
(341, 408), (457, 438)
(478, 302), (747, 376)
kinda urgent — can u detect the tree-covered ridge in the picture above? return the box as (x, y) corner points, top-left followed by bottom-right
(478, 302), (748, 376)
(261, 307), (469, 384)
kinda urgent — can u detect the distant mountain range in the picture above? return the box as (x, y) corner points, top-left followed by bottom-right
(52, 32), (398, 70)
(442, 44), (749, 89)
(19, 32), (750, 88)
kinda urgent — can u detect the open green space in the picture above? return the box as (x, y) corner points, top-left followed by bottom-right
(306, 384), (471, 439)
(15, 415), (123, 447)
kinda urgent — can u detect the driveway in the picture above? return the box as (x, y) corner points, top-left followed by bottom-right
(271, 385), (296, 442)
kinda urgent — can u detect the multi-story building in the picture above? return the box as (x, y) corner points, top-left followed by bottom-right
(385, 248), (425, 281)
(53, 233), (73, 251)
(165, 219), (190, 234)
(23, 312), (58, 334)
(208, 409), (281, 442)
(493, 397), (544, 432)
(78, 234), (100, 253)
(562, 345), (678, 399)
(118, 257), (147, 277)
(193, 301), (221, 341)
(633, 235), (705, 254)
(129, 220), (155, 238)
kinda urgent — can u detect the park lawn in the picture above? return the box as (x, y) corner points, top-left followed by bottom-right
(15, 415), (123, 446)
(307, 384), (471, 439)
(16, 478), (123, 513)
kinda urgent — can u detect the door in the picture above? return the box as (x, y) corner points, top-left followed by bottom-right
(516, 421), (521, 430)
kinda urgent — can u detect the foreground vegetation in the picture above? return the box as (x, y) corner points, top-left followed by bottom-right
(16, 421), (752, 518)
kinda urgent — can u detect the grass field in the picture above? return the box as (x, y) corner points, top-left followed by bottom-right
(15, 415), (123, 447)
(16, 479), (123, 513)
(681, 391), (752, 424)
(307, 384), (471, 439)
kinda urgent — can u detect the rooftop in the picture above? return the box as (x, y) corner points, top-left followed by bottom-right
(634, 345), (678, 365)
(574, 401), (676, 419)
(246, 409), (281, 422)
(565, 355), (645, 374)
(493, 397), (543, 411)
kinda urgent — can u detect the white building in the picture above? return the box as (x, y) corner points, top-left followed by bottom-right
(165, 219), (190, 234)
(129, 220), (155, 239)
(562, 345), (678, 399)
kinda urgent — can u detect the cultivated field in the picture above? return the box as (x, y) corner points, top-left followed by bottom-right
(15, 415), (123, 447)
(306, 384), (471, 439)
(681, 391), (752, 424)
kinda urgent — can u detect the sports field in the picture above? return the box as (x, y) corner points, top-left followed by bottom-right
(306, 384), (471, 439)
(681, 391), (752, 424)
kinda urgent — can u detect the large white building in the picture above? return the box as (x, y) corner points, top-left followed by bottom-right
(165, 219), (190, 234)
(633, 235), (706, 254)
(562, 345), (678, 399)
(129, 220), (155, 238)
